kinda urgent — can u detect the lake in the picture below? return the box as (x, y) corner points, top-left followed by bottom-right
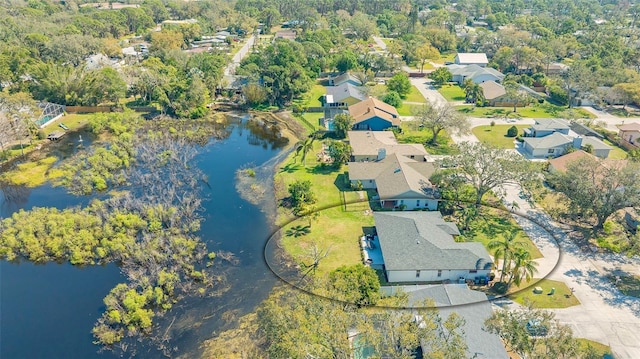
(0, 114), (287, 358)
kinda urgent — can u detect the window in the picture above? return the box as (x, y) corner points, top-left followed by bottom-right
(548, 148), (555, 153)
(400, 200), (404, 204)
(469, 270), (477, 274)
(416, 270), (420, 278)
(437, 270), (442, 277)
(410, 155), (415, 159)
(416, 200), (420, 206)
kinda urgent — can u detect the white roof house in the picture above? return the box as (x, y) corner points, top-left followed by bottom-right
(447, 64), (504, 85)
(454, 53), (489, 67)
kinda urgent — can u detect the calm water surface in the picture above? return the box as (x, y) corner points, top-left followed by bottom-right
(0, 115), (286, 358)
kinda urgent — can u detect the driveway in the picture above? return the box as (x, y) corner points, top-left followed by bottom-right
(409, 77), (448, 107)
(497, 184), (640, 359)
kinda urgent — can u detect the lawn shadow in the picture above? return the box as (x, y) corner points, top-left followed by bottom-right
(306, 164), (340, 175)
(334, 172), (352, 192)
(285, 224), (311, 238)
(279, 162), (301, 174)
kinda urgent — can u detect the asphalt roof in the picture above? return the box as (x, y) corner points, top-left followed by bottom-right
(455, 53), (489, 64)
(407, 284), (509, 359)
(347, 131), (428, 158)
(581, 136), (611, 150)
(448, 64), (504, 80)
(618, 122), (640, 132)
(348, 153), (438, 199)
(349, 97), (400, 126)
(331, 72), (362, 86)
(326, 83), (366, 103)
(531, 118), (570, 131)
(523, 132), (572, 149)
(547, 150), (594, 172)
(373, 212), (492, 272)
(479, 80), (506, 100)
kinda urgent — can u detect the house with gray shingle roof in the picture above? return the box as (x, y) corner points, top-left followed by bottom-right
(521, 132), (573, 158)
(373, 212), (493, 283)
(347, 131), (428, 162)
(328, 72), (363, 87)
(523, 118), (570, 137)
(348, 153), (440, 210)
(521, 119), (611, 158)
(447, 64), (504, 85)
(325, 83), (366, 107)
(409, 285), (509, 359)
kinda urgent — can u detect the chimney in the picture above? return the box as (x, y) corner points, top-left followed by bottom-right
(572, 136), (583, 149)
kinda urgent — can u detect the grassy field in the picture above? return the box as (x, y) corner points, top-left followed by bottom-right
(396, 122), (458, 155)
(437, 84), (466, 102)
(508, 279), (580, 308)
(294, 83), (326, 108)
(602, 138), (629, 159)
(472, 125), (530, 148)
(397, 103), (424, 116)
(576, 339), (613, 358)
(404, 85), (428, 103)
(276, 141), (374, 275)
(609, 274), (640, 298)
(432, 53), (456, 65)
(469, 207), (543, 260)
(456, 104), (596, 119)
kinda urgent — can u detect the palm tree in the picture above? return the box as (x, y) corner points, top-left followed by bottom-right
(294, 135), (315, 166)
(488, 229), (525, 283)
(508, 248), (538, 287)
(463, 79), (484, 104)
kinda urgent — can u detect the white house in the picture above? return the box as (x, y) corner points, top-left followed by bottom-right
(347, 131), (428, 162)
(523, 118), (570, 138)
(447, 64), (504, 85)
(348, 153), (440, 210)
(373, 212), (493, 283)
(454, 53), (489, 67)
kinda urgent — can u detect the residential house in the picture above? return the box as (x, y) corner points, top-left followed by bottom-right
(409, 285), (509, 359)
(325, 83), (367, 107)
(349, 97), (400, 131)
(347, 131), (428, 162)
(479, 80), (507, 106)
(348, 153), (440, 210)
(328, 72), (363, 87)
(523, 118), (570, 138)
(545, 62), (569, 75)
(547, 150), (595, 173)
(618, 122), (640, 147)
(274, 29), (297, 41)
(454, 53), (489, 67)
(373, 212), (493, 283)
(521, 119), (611, 158)
(447, 64), (505, 85)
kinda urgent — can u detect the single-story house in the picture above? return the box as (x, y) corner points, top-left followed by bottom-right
(454, 53), (488, 67)
(569, 121), (604, 139)
(328, 72), (363, 87)
(522, 133), (611, 159)
(274, 29), (297, 41)
(324, 83), (366, 107)
(348, 153), (440, 210)
(373, 212), (493, 283)
(547, 150), (595, 173)
(523, 118), (570, 138)
(521, 132), (573, 158)
(479, 80), (507, 106)
(618, 122), (640, 146)
(447, 64), (504, 85)
(347, 130), (428, 162)
(545, 62), (569, 75)
(409, 285), (509, 359)
(349, 97), (400, 131)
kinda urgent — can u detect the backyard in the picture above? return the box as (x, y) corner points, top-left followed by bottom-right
(472, 124), (530, 149)
(395, 122), (458, 155)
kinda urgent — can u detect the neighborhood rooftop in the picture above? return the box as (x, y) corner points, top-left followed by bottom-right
(454, 53), (489, 64)
(547, 150), (595, 172)
(348, 97), (400, 126)
(522, 132), (572, 148)
(479, 80), (506, 100)
(618, 122), (640, 132)
(326, 83), (366, 103)
(531, 118), (570, 131)
(373, 212), (492, 272)
(347, 131), (427, 159)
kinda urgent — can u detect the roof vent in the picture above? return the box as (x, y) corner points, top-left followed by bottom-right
(416, 240), (420, 244)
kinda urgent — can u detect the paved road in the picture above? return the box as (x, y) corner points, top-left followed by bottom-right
(223, 35), (255, 83)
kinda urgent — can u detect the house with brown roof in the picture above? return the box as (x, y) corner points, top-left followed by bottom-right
(348, 153), (440, 210)
(347, 131), (428, 162)
(547, 150), (595, 173)
(479, 81), (507, 106)
(618, 122), (640, 147)
(348, 97), (400, 131)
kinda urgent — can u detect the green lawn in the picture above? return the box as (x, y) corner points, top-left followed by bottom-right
(508, 279), (580, 308)
(47, 113), (93, 134)
(432, 53), (456, 65)
(602, 138), (629, 160)
(0, 156), (58, 187)
(300, 112), (323, 131)
(403, 85), (427, 103)
(469, 207), (543, 260)
(294, 83), (326, 108)
(576, 339), (613, 358)
(396, 122), (458, 155)
(276, 141), (374, 275)
(397, 103), (424, 116)
(456, 104), (596, 119)
(472, 125), (529, 149)
(609, 274), (640, 298)
(437, 84), (466, 102)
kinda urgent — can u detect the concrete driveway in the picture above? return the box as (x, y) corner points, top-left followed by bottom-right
(410, 77), (448, 107)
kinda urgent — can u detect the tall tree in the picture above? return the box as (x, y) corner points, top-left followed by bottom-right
(415, 43), (440, 73)
(333, 113), (354, 139)
(547, 156), (640, 228)
(415, 102), (470, 145)
(441, 142), (536, 205)
(488, 229), (526, 284)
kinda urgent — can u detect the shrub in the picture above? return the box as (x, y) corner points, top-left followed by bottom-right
(382, 91), (402, 108)
(37, 130), (47, 140)
(507, 125), (518, 137)
(493, 281), (508, 294)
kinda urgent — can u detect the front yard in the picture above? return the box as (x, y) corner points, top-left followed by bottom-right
(437, 84), (466, 102)
(472, 124), (529, 149)
(456, 103), (596, 119)
(508, 278), (581, 308)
